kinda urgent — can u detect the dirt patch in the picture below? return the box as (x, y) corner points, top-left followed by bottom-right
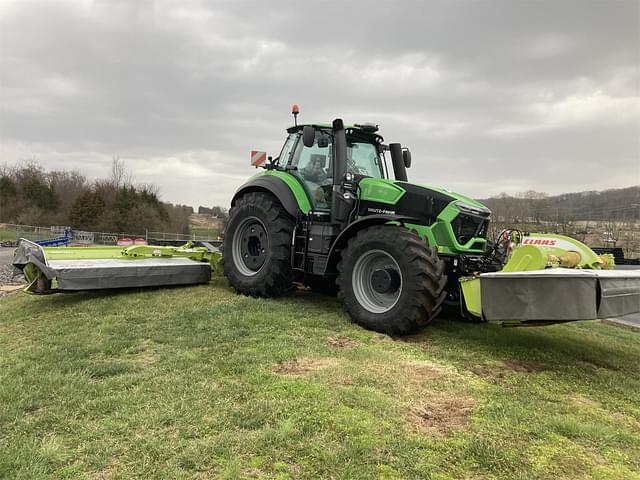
(577, 358), (621, 371)
(23, 404), (47, 417)
(374, 333), (431, 347)
(327, 336), (359, 348)
(91, 468), (114, 480)
(0, 284), (24, 293)
(468, 364), (508, 382)
(610, 412), (640, 433)
(502, 360), (546, 373)
(238, 467), (265, 478)
(468, 360), (545, 382)
(272, 357), (338, 376)
(332, 375), (354, 386)
(387, 361), (457, 397)
(408, 394), (476, 434)
(90, 457), (121, 480)
(136, 340), (159, 367)
(374, 333), (394, 343)
(567, 394), (600, 408)
(139, 351), (159, 366)
(400, 361), (452, 380)
(391, 333), (431, 345)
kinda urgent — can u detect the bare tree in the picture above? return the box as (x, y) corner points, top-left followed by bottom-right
(109, 157), (132, 187)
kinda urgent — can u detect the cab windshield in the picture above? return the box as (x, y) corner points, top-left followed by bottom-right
(346, 141), (384, 178)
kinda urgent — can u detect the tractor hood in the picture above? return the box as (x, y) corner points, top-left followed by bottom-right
(420, 185), (489, 212)
(357, 178), (491, 226)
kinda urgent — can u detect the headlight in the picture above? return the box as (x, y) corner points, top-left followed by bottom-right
(455, 201), (490, 217)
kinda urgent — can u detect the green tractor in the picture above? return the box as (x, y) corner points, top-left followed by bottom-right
(223, 110), (492, 334)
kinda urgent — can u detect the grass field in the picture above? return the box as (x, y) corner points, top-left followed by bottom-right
(1, 279), (639, 479)
(190, 227), (221, 240)
(0, 228), (18, 241)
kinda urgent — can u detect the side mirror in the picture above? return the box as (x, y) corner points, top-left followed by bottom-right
(302, 126), (315, 148)
(403, 149), (412, 168)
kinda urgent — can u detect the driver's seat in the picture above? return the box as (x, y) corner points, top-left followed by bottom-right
(309, 153), (327, 169)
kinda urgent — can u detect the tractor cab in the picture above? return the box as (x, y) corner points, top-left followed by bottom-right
(278, 123), (391, 212)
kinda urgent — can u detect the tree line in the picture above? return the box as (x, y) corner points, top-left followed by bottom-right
(479, 187), (640, 256)
(480, 187), (640, 225)
(0, 159), (197, 235)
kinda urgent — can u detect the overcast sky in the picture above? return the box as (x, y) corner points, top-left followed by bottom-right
(1, 0), (639, 208)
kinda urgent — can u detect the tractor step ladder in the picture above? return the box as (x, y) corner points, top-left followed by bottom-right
(292, 217), (311, 273)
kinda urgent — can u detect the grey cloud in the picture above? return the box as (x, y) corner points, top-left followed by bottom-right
(0, 0), (638, 208)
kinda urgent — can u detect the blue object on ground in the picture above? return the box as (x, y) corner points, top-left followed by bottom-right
(36, 228), (73, 247)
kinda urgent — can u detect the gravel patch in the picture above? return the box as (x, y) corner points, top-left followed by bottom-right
(0, 248), (25, 297)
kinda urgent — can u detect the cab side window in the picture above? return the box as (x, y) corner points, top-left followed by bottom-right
(291, 134), (333, 209)
(292, 137), (331, 176)
(277, 134), (297, 165)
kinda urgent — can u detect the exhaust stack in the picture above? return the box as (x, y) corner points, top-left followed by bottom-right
(389, 143), (408, 181)
(331, 118), (352, 223)
(332, 118), (347, 184)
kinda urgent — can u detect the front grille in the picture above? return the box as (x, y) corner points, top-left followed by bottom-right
(452, 213), (488, 245)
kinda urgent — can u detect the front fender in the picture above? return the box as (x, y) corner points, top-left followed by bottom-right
(232, 174), (311, 218)
(324, 214), (419, 275)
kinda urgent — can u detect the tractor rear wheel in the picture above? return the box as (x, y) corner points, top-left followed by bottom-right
(337, 225), (447, 335)
(223, 192), (295, 297)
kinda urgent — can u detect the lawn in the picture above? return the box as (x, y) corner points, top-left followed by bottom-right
(190, 227), (221, 240)
(0, 279), (639, 479)
(0, 228), (18, 242)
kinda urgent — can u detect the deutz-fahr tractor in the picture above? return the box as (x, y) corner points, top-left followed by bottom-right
(223, 109), (492, 334)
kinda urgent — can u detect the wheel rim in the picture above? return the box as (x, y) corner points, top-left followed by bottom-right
(352, 249), (402, 313)
(232, 216), (268, 276)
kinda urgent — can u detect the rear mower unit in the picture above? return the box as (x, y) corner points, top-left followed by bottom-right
(13, 240), (219, 294)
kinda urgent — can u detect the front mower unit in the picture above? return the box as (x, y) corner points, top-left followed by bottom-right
(480, 268), (640, 324)
(459, 233), (640, 325)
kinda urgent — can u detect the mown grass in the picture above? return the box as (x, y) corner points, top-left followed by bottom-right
(1, 279), (639, 479)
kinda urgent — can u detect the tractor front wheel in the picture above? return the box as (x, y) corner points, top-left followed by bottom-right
(337, 225), (447, 335)
(223, 192), (295, 297)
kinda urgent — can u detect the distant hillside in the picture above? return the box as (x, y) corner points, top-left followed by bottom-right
(188, 213), (225, 239)
(478, 186), (640, 257)
(479, 186), (640, 223)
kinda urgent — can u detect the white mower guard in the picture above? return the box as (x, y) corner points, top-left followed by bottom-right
(480, 268), (640, 323)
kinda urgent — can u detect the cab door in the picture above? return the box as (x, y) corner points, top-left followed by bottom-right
(288, 132), (333, 211)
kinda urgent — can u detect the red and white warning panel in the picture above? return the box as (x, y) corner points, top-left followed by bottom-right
(251, 150), (267, 167)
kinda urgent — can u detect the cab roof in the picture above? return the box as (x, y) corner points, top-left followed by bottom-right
(286, 123), (384, 142)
